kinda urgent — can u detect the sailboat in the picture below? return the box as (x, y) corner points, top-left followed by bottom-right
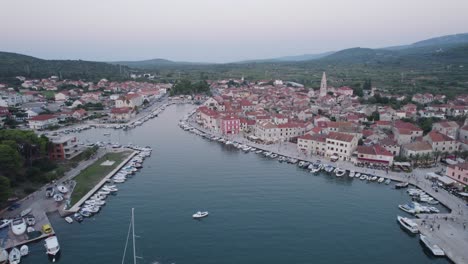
(121, 208), (141, 264)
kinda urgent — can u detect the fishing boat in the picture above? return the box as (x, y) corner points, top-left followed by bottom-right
(420, 234), (445, 256)
(44, 236), (61, 262)
(8, 247), (20, 264)
(397, 216), (419, 234)
(65, 217), (73, 224)
(10, 218), (27, 236)
(0, 248), (7, 264)
(335, 168), (346, 177)
(395, 182), (409, 189)
(20, 245), (28, 257)
(0, 219), (11, 229)
(192, 211), (209, 219)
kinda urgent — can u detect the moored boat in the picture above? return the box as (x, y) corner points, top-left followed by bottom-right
(335, 168), (346, 177)
(397, 216), (419, 233)
(0, 219), (11, 230)
(395, 182), (409, 189)
(11, 218), (27, 236)
(65, 217), (73, 224)
(19, 245), (28, 257)
(0, 248), (7, 264)
(44, 236), (61, 262)
(8, 247), (20, 264)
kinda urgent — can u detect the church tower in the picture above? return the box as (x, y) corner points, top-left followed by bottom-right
(319, 72), (327, 97)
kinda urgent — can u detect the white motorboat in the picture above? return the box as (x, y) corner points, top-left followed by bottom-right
(270, 154), (278, 159)
(73, 213), (84, 222)
(420, 234), (445, 256)
(355, 172), (361, 178)
(10, 218), (27, 236)
(298, 161), (305, 167)
(359, 175), (367, 180)
(113, 178), (126, 183)
(20, 208), (32, 217)
(98, 189), (111, 195)
(335, 168), (346, 177)
(0, 219), (11, 229)
(26, 227), (35, 233)
(427, 200), (439, 205)
(349, 171), (355, 178)
(65, 217), (73, 224)
(57, 185), (69, 194)
(371, 176), (378, 181)
(395, 182), (409, 189)
(25, 215), (35, 226)
(398, 204), (416, 214)
(19, 245), (28, 257)
(0, 248), (7, 264)
(102, 186), (118, 193)
(8, 247), (20, 264)
(384, 179), (391, 185)
(428, 207), (440, 213)
(192, 211), (209, 219)
(44, 236), (61, 261)
(255, 150), (263, 154)
(378, 177), (385, 183)
(54, 194), (64, 202)
(397, 216), (419, 234)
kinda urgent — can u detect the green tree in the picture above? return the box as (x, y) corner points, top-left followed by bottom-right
(0, 144), (22, 178)
(363, 79), (372, 90)
(0, 176), (12, 205)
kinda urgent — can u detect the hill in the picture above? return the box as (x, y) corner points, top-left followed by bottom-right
(0, 52), (130, 81)
(110, 58), (211, 69)
(238, 51), (334, 63)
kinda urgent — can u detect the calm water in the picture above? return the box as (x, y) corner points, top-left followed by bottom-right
(23, 105), (450, 264)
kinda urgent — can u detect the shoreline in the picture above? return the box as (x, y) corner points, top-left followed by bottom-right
(180, 110), (468, 264)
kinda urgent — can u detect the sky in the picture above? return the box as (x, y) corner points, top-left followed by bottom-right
(1, 0), (467, 63)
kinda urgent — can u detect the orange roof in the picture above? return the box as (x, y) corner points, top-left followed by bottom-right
(327, 132), (355, 142)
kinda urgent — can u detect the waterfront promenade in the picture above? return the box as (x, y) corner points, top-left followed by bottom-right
(187, 117), (468, 264)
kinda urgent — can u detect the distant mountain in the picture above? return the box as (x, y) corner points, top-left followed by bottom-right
(110, 58), (211, 69)
(238, 51), (335, 63)
(384, 33), (468, 50)
(0, 52), (130, 80)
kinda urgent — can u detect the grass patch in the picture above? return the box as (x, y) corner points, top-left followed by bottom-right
(70, 151), (132, 205)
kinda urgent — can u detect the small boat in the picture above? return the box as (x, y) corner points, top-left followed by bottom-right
(113, 178), (125, 183)
(397, 216), (419, 234)
(0, 248), (7, 264)
(65, 217), (73, 224)
(57, 185), (69, 194)
(371, 176), (378, 181)
(384, 179), (391, 185)
(10, 218), (27, 236)
(270, 154), (278, 159)
(335, 168), (346, 177)
(192, 211), (209, 219)
(73, 213), (83, 222)
(20, 208), (32, 217)
(349, 171), (355, 178)
(355, 172), (361, 177)
(360, 175), (367, 180)
(428, 207), (440, 213)
(398, 204), (416, 214)
(298, 161), (305, 167)
(44, 236), (61, 262)
(395, 182), (409, 189)
(378, 177), (385, 183)
(8, 247), (20, 264)
(427, 200), (439, 205)
(80, 210), (92, 218)
(27, 227), (35, 233)
(53, 194), (64, 202)
(0, 219), (11, 229)
(25, 215), (35, 226)
(420, 234), (445, 256)
(255, 150), (263, 154)
(20, 245), (28, 257)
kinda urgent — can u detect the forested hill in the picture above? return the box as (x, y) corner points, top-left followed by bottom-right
(0, 52), (131, 81)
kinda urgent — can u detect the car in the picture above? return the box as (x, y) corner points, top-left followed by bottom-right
(42, 224), (53, 234)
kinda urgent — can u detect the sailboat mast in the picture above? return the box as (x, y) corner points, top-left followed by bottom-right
(132, 208), (136, 264)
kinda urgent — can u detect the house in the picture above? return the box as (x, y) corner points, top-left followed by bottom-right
(115, 93), (143, 108)
(325, 132), (358, 161)
(240, 118), (256, 132)
(335, 86), (353, 96)
(109, 107), (135, 121)
(48, 136), (81, 160)
(297, 133), (327, 156)
(459, 125), (468, 141)
(446, 162), (468, 186)
(254, 121), (278, 142)
(220, 116), (240, 135)
(54, 91), (69, 101)
(380, 137), (400, 156)
(393, 121), (423, 144)
(197, 106), (220, 132)
(72, 109), (87, 120)
(424, 131), (459, 153)
(401, 141), (433, 158)
(28, 114), (59, 130)
(71, 99), (84, 108)
(356, 145), (394, 166)
(432, 121), (459, 139)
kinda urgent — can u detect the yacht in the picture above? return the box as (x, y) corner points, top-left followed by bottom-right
(397, 216), (419, 233)
(44, 236), (61, 262)
(11, 218), (27, 236)
(193, 211), (209, 219)
(335, 168), (346, 177)
(8, 248), (20, 264)
(419, 234), (445, 256)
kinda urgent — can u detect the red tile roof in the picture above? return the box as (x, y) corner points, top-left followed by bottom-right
(327, 132), (355, 142)
(29, 114), (57, 121)
(357, 145), (393, 157)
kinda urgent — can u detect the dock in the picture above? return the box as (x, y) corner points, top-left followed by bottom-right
(65, 150), (138, 213)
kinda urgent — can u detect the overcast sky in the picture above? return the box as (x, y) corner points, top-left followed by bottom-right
(1, 0), (467, 63)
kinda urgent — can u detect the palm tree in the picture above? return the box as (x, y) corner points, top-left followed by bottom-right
(413, 153), (421, 167)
